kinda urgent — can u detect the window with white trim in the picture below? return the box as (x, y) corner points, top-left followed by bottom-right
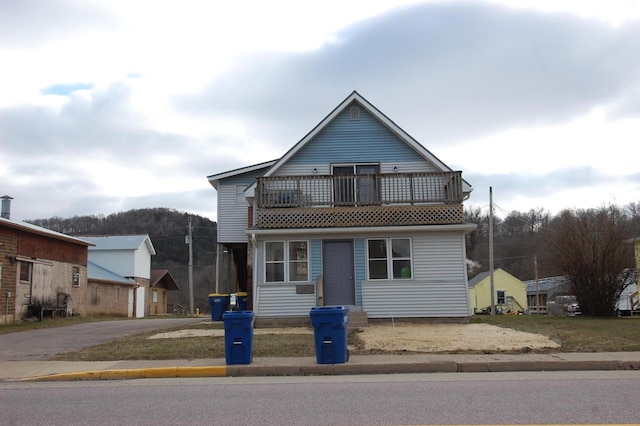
(367, 238), (412, 280)
(497, 290), (506, 305)
(265, 241), (309, 283)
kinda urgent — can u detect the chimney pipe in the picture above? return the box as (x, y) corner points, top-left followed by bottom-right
(1, 195), (13, 220)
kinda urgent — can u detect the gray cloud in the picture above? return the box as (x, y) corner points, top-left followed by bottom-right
(0, 0), (116, 48)
(177, 2), (640, 149)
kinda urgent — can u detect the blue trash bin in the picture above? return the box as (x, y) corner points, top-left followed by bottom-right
(208, 293), (229, 321)
(236, 292), (248, 311)
(222, 310), (255, 365)
(309, 306), (349, 364)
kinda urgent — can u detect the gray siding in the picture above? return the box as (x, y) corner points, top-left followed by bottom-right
(217, 173), (262, 243)
(362, 232), (471, 318)
(255, 284), (316, 317)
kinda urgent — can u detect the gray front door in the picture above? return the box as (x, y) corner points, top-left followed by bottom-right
(322, 240), (355, 306)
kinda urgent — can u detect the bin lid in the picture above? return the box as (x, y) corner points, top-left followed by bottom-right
(208, 293), (229, 297)
(236, 291), (247, 296)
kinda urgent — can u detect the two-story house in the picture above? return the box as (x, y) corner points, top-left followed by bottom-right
(208, 92), (476, 323)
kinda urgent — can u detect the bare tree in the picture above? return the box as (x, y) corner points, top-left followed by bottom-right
(544, 206), (635, 316)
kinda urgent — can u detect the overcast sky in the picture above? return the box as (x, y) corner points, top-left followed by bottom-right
(1, 0), (639, 222)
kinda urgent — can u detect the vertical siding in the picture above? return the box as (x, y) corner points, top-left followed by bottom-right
(362, 232), (471, 318)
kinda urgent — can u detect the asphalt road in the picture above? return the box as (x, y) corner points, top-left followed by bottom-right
(0, 317), (205, 360)
(2, 371), (640, 425)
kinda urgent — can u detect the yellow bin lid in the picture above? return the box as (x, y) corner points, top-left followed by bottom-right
(236, 292), (247, 297)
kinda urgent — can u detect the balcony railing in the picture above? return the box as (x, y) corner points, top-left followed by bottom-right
(256, 171), (463, 208)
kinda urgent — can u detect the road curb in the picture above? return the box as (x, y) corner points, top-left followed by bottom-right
(18, 358), (640, 382)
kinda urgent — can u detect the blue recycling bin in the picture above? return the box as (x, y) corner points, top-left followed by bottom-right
(222, 310), (255, 365)
(309, 306), (349, 364)
(236, 292), (248, 311)
(208, 293), (229, 321)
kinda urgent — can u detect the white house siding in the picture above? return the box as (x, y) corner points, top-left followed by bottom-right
(133, 246), (151, 279)
(255, 284), (316, 317)
(362, 232), (471, 318)
(218, 183), (249, 243)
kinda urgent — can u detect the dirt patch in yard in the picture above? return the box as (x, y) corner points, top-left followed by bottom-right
(150, 323), (560, 354)
(356, 323), (560, 353)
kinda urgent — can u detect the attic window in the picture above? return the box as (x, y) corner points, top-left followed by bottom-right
(350, 106), (360, 121)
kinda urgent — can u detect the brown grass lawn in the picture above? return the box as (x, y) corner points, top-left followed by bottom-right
(47, 315), (640, 361)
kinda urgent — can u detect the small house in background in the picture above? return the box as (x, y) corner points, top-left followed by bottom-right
(523, 275), (572, 314)
(468, 268), (527, 314)
(85, 260), (136, 317)
(150, 269), (180, 315)
(209, 91), (476, 323)
(0, 196), (93, 322)
(79, 235), (170, 317)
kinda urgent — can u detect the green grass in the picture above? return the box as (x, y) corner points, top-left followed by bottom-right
(17, 314), (640, 361)
(471, 315), (640, 352)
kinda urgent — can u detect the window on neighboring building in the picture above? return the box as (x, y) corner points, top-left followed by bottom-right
(367, 238), (413, 280)
(497, 290), (506, 305)
(265, 241), (309, 283)
(153, 290), (158, 303)
(115, 287), (120, 302)
(19, 261), (32, 283)
(72, 266), (80, 287)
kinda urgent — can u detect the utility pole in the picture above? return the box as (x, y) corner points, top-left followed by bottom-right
(187, 216), (194, 315)
(489, 187), (495, 316)
(534, 255), (540, 314)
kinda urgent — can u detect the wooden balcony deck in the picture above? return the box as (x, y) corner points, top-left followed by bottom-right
(255, 172), (465, 229)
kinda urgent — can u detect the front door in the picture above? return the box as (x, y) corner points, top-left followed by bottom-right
(322, 240), (355, 306)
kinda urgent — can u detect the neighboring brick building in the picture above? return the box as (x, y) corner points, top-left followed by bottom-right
(1, 196), (93, 323)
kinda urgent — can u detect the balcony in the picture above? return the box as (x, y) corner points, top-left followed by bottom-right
(255, 172), (465, 229)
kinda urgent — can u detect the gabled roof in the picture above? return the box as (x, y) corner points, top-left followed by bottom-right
(0, 216), (94, 247)
(87, 261), (136, 285)
(468, 268), (523, 288)
(79, 234), (156, 255)
(207, 159), (277, 190)
(210, 91), (472, 195)
(247, 91), (472, 194)
(150, 269), (180, 291)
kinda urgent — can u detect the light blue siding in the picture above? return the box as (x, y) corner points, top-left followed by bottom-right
(287, 103), (426, 165)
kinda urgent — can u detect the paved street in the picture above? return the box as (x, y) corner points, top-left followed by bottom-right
(2, 371), (640, 425)
(0, 318), (205, 360)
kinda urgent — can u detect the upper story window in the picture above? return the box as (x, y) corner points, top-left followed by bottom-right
(265, 240), (309, 283)
(367, 238), (412, 280)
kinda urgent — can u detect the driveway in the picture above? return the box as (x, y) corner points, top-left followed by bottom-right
(0, 318), (205, 361)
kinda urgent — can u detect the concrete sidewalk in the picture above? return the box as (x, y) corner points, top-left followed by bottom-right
(2, 352), (639, 382)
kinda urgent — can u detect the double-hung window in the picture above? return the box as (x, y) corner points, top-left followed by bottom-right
(265, 241), (309, 283)
(367, 238), (412, 280)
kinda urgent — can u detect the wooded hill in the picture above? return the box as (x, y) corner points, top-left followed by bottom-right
(28, 208), (217, 313)
(27, 201), (640, 314)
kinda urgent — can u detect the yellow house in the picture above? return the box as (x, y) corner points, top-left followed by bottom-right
(468, 268), (527, 314)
